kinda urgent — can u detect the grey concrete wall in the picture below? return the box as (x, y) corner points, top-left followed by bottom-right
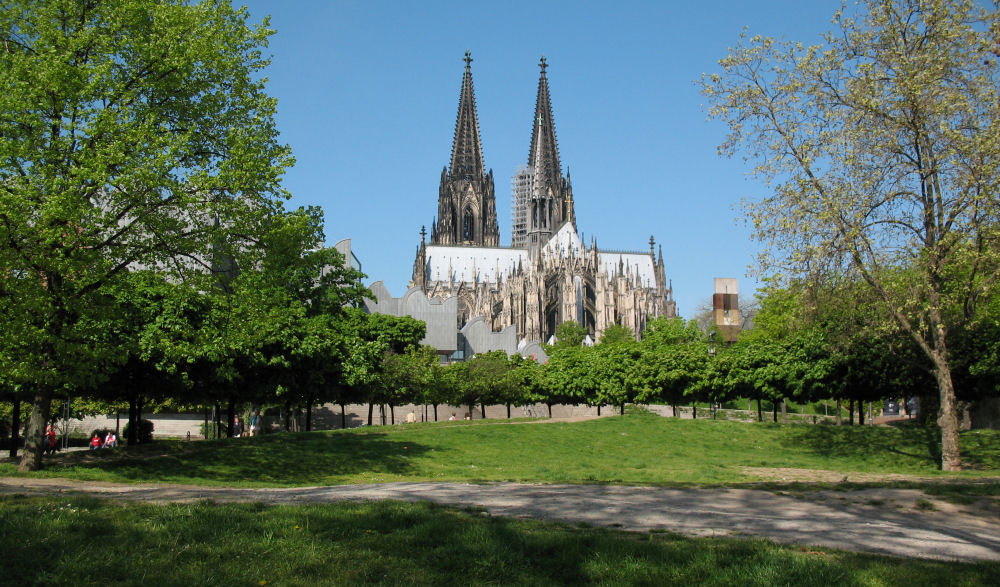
(460, 317), (516, 356)
(364, 281), (458, 354)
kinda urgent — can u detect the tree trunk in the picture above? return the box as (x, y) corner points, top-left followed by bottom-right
(848, 399), (854, 426)
(836, 398), (842, 426)
(756, 398), (763, 422)
(9, 397), (20, 460)
(620, 403), (625, 416)
(433, 404), (438, 422)
(858, 403), (864, 426)
(692, 405), (697, 419)
(772, 401), (778, 423)
(226, 396), (236, 438)
(934, 359), (962, 471)
(481, 403), (487, 420)
(598, 404), (602, 416)
(781, 400), (787, 424)
(18, 386), (52, 471)
(138, 395), (146, 442)
(389, 404), (395, 425)
(367, 402), (374, 426)
(506, 404), (511, 419)
(339, 403), (346, 429)
(671, 404), (677, 417)
(128, 394), (139, 444)
(547, 403), (553, 418)
(214, 401), (223, 438)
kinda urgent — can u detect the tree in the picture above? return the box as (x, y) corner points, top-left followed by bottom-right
(702, 0), (1000, 469)
(381, 345), (437, 422)
(591, 341), (643, 415)
(638, 317), (712, 415)
(541, 346), (598, 413)
(599, 324), (634, 345)
(1, 0), (292, 470)
(553, 321), (588, 348)
(466, 350), (514, 419)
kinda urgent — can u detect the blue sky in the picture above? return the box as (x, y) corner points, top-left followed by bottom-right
(238, 0), (844, 319)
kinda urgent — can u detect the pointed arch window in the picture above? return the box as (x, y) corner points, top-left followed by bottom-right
(462, 206), (475, 242)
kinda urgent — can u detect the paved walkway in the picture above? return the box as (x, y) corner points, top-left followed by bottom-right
(2, 477), (998, 562)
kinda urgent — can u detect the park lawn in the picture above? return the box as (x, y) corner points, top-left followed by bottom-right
(3, 411), (998, 488)
(1, 494), (997, 586)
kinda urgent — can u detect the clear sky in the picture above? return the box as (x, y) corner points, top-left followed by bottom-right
(238, 0), (845, 319)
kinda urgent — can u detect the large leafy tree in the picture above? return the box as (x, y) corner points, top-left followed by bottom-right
(0, 0), (292, 470)
(637, 317), (712, 414)
(702, 0), (1000, 469)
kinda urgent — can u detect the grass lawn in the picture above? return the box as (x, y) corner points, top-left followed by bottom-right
(2, 411), (997, 488)
(2, 494), (998, 586)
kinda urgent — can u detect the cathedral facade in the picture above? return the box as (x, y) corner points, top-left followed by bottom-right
(412, 53), (675, 345)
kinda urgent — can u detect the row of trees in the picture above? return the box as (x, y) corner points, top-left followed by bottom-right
(367, 282), (995, 432)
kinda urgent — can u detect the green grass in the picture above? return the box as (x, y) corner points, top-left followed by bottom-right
(3, 412), (998, 488)
(2, 494), (997, 586)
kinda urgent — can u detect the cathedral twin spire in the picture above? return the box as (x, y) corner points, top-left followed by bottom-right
(429, 52), (572, 250)
(525, 56), (574, 250)
(448, 51), (485, 182)
(432, 51), (499, 247)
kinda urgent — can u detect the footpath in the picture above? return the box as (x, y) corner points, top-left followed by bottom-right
(1, 477), (998, 562)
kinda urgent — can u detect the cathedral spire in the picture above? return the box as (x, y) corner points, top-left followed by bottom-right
(527, 55), (562, 197)
(430, 52), (499, 247)
(449, 50), (485, 181)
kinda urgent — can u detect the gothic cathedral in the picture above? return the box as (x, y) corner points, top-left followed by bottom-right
(412, 53), (675, 344)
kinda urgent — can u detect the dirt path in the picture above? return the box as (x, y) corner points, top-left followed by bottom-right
(2, 476), (998, 562)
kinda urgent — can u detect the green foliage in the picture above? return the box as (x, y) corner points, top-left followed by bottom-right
(638, 317), (712, 407)
(121, 419), (154, 444)
(380, 345), (438, 407)
(599, 323), (634, 345)
(0, 0), (294, 468)
(553, 321), (588, 348)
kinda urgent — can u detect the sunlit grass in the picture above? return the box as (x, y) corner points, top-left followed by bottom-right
(2, 495), (997, 586)
(2, 411), (997, 489)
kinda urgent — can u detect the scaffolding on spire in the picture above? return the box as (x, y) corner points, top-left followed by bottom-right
(511, 164), (532, 248)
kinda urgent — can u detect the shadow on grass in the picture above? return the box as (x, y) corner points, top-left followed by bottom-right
(778, 423), (945, 470)
(779, 421), (1000, 474)
(3, 495), (998, 585)
(39, 430), (435, 486)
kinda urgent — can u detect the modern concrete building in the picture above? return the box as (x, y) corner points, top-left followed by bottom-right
(713, 277), (739, 343)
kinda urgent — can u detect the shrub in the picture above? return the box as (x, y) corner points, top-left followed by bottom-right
(123, 419), (154, 443)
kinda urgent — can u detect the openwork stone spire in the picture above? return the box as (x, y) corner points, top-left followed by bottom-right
(525, 56), (574, 253)
(430, 52), (499, 247)
(449, 50), (485, 180)
(527, 56), (562, 202)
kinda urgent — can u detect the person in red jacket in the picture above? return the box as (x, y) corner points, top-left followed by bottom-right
(45, 424), (57, 455)
(89, 433), (102, 450)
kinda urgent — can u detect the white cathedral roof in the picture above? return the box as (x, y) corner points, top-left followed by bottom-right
(597, 251), (657, 289)
(542, 222), (584, 257)
(424, 223), (657, 289)
(425, 245), (528, 284)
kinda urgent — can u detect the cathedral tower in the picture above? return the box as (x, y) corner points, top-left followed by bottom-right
(430, 51), (500, 247)
(525, 56), (575, 254)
